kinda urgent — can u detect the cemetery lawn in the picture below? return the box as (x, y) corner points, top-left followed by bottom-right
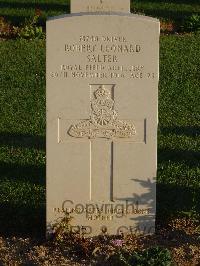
(0, 34), (200, 264)
(0, 39), (46, 236)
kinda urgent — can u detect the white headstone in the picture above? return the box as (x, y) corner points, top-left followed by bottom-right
(71, 0), (130, 13)
(47, 0), (159, 236)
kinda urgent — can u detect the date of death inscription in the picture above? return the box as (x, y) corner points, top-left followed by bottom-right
(50, 64), (155, 79)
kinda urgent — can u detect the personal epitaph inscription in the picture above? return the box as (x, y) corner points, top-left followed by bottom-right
(47, 0), (159, 236)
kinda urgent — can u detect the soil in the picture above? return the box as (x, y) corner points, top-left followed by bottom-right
(0, 219), (199, 266)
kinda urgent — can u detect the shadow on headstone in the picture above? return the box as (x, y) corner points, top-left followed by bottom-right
(116, 178), (156, 234)
(116, 176), (199, 234)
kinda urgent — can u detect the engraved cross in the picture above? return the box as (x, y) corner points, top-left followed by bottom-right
(68, 84), (137, 201)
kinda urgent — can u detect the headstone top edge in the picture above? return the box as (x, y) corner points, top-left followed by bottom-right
(47, 12), (160, 23)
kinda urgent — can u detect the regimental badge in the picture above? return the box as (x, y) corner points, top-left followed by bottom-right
(68, 85), (136, 139)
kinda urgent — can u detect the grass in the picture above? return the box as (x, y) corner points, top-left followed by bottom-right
(0, 0), (199, 27)
(133, 0), (200, 23)
(0, 39), (46, 236)
(0, 33), (199, 236)
(158, 34), (200, 220)
(0, 0), (69, 26)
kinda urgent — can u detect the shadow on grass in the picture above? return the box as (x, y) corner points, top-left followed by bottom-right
(158, 148), (199, 167)
(160, 126), (200, 138)
(158, 126), (200, 168)
(0, 132), (45, 151)
(0, 161), (45, 186)
(0, 161), (45, 237)
(0, 202), (45, 237)
(157, 125), (200, 221)
(157, 183), (200, 221)
(0, 132), (45, 237)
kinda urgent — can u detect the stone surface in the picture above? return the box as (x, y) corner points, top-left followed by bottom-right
(46, 7), (159, 236)
(71, 0), (130, 13)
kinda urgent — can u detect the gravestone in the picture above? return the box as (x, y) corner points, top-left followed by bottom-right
(71, 0), (130, 13)
(47, 0), (159, 236)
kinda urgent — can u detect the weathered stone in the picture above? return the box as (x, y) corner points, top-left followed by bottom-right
(46, 1), (159, 236)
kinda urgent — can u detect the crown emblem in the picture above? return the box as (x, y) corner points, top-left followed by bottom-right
(94, 86), (111, 99)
